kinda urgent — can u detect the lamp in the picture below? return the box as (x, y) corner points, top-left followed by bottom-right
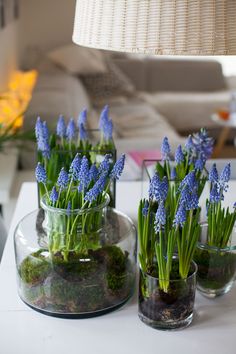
(73, 0), (236, 55)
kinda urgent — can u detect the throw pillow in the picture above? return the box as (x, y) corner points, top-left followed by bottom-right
(80, 60), (135, 107)
(48, 44), (107, 75)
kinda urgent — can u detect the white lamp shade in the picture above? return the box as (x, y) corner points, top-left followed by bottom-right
(73, 0), (236, 55)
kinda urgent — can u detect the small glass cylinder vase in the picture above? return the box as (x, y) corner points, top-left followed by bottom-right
(194, 223), (236, 298)
(14, 193), (137, 318)
(138, 260), (197, 330)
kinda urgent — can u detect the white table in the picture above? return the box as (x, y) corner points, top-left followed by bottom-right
(1, 182), (236, 354)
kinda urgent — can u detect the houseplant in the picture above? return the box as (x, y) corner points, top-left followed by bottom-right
(138, 169), (200, 330)
(14, 154), (137, 318)
(194, 162), (236, 298)
(35, 105), (116, 206)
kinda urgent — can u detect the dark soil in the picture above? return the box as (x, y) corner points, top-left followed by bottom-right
(194, 248), (236, 290)
(139, 263), (196, 323)
(18, 245), (134, 314)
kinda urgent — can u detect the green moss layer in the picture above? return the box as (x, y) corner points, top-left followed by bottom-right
(18, 245), (134, 314)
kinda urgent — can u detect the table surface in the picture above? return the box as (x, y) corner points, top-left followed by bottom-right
(1, 181), (236, 354)
(211, 113), (236, 127)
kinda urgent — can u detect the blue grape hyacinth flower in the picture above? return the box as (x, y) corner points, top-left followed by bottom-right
(195, 157), (205, 172)
(173, 203), (186, 227)
(79, 123), (88, 141)
(69, 153), (81, 181)
(161, 137), (171, 161)
(85, 175), (106, 203)
(98, 154), (111, 177)
(78, 109), (87, 127)
(154, 201), (166, 232)
(57, 115), (66, 138)
(35, 118), (50, 159)
(104, 119), (113, 141)
(220, 163), (231, 184)
(35, 162), (47, 184)
(149, 173), (161, 199)
(35, 116), (43, 140)
(110, 154), (125, 180)
(171, 167), (177, 180)
(209, 163), (218, 183)
(50, 186), (58, 205)
(179, 171), (197, 192)
(57, 167), (69, 190)
(66, 118), (76, 141)
(142, 200), (149, 217)
(175, 145), (184, 165)
(209, 183), (221, 203)
(89, 163), (99, 183)
(99, 105), (109, 130)
(78, 156), (89, 192)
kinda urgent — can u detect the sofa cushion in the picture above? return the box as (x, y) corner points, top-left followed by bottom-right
(80, 60), (135, 107)
(25, 73), (91, 128)
(48, 44), (107, 75)
(103, 99), (185, 148)
(145, 59), (227, 93)
(140, 91), (231, 133)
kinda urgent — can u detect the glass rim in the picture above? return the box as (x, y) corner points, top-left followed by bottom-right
(40, 191), (110, 215)
(199, 222), (236, 252)
(14, 207), (136, 243)
(139, 259), (198, 282)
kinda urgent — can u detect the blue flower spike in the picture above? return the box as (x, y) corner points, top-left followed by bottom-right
(171, 167), (177, 180)
(78, 109), (87, 127)
(110, 154), (125, 180)
(57, 167), (69, 190)
(142, 200), (149, 217)
(85, 175), (107, 203)
(57, 115), (66, 138)
(175, 145), (184, 165)
(173, 203), (186, 227)
(161, 137), (171, 161)
(50, 186), (58, 205)
(154, 202), (166, 232)
(69, 153), (81, 181)
(66, 118), (76, 141)
(35, 162), (47, 184)
(209, 163), (219, 183)
(98, 154), (111, 177)
(220, 163), (231, 184)
(78, 156), (89, 192)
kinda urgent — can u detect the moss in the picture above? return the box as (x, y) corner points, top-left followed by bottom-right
(194, 248), (236, 290)
(51, 251), (99, 281)
(19, 250), (50, 286)
(19, 245), (133, 314)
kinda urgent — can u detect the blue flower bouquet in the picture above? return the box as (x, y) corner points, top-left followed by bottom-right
(194, 162), (236, 298)
(35, 105), (116, 206)
(138, 167), (200, 330)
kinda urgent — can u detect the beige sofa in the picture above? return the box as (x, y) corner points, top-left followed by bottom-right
(22, 56), (235, 168)
(114, 58), (236, 135)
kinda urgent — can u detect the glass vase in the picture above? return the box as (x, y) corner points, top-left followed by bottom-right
(14, 194), (136, 318)
(194, 223), (236, 298)
(138, 260), (197, 330)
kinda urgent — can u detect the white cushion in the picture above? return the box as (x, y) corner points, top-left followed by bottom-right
(48, 44), (107, 75)
(139, 91), (231, 132)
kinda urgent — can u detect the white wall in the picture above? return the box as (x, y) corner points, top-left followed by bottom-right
(0, 22), (18, 91)
(19, 0), (76, 64)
